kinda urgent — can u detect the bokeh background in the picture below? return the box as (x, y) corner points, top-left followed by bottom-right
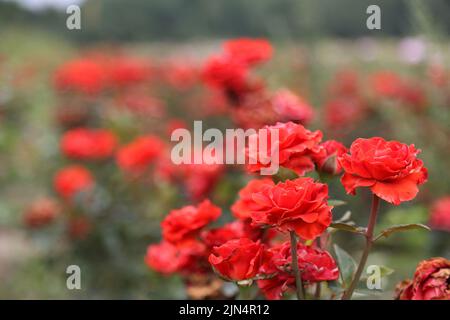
(0, 0), (449, 299)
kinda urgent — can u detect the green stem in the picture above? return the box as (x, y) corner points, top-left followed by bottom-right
(290, 231), (305, 300)
(342, 194), (380, 300)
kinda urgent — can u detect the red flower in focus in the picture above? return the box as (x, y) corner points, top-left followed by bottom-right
(54, 165), (94, 200)
(162, 200), (221, 246)
(370, 71), (403, 98)
(61, 128), (117, 160)
(339, 137), (428, 205)
(208, 238), (265, 281)
(396, 257), (450, 300)
(258, 241), (339, 299)
(248, 177), (332, 240)
(231, 178), (275, 220)
(271, 89), (314, 125)
(313, 140), (347, 175)
(23, 198), (61, 228)
(67, 216), (91, 240)
(246, 122), (323, 176)
(145, 240), (208, 274)
(430, 197), (450, 232)
(54, 58), (105, 95)
(116, 135), (164, 174)
(223, 38), (273, 66)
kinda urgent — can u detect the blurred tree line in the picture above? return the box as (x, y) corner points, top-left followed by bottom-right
(0, 0), (449, 42)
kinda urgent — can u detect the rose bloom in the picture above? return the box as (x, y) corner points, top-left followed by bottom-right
(145, 240), (208, 275)
(208, 238), (265, 281)
(54, 165), (94, 200)
(339, 137), (427, 205)
(201, 221), (247, 248)
(61, 128), (117, 160)
(223, 38), (273, 66)
(313, 140), (348, 175)
(201, 55), (251, 100)
(23, 197), (61, 228)
(429, 197), (450, 232)
(246, 122), (324, 176)
(271, 89), (314, 125)
(248, 177), (332, 240)
(54, 58), (105, 95)
(231, 178), (275, 220)
(258, 241), (339, 299)
(396, 257), (450, 300)
(116, 135), (164, 174)
(162, 200), (221, 246)
(163, 60), (199, 91)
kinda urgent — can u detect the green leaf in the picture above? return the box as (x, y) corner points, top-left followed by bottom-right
(329, 200), (347, 207)
(374, 223), (430, 241)
(330, 223), (365, 235)
(333, 244), (357, 288)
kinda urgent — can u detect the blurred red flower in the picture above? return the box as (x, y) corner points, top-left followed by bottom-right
(61, 128), (117, 160)
(324, 97), (367, 132)
(339, 137), (428, 205)
(271, 89), (314, 124)
(246, 121), (323, 176)
(248, 177), (332, 240)
(208, 238), (265, 281)
(23, 197), (61, 228)
(106, 56), (152, 87)
(430, 196), (450, 232)
(370, 71), (404, 98)
(396, 257), (450, 300)
(67, 216), (92, 240)
(258, 241), (339, 299)
(223, 38), (273, 66)
(54, 58), (105, 95)
(116, 135), (164, 174)
(54, 165), (94, 200)
(162, 200), (221, 246)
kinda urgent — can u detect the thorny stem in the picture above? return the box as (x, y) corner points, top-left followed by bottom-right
(290, 231), (305, 300)
(342, 194), (380, 300)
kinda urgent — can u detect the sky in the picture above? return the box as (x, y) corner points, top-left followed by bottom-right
(4, 0), (85, 11)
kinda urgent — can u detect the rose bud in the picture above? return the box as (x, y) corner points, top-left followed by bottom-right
(313, 140), (347, 175)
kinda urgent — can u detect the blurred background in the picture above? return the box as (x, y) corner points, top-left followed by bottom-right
(0, 0), (449, 299)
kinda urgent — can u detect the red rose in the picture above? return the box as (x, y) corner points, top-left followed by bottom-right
(324, 97), (367, 132)
(339, 137), (427, 205)
(258, 241), (339, 299)
(231, 178), (275, 220)
(429, 196), (450, 232)
(223, 38), (273, 66)
(208, 238), (265, 281)
(54, 58), (105, 95)
(23, 198), (60, 228)
(145, 241), (207, 275)
(61, 128), (117, 160)
(248, 177), (332, 240)
(397, 257), (450, 300)
(313, 140), (347, 175)
(246, 122), (323, 176)
(162, 200), (221, 246)
(271, 89), (314, 125)
(202, 55), (250, 96)
(116, 135), (164, 174)
(54, 165), (94, 200)
(201, 221), (246, 248)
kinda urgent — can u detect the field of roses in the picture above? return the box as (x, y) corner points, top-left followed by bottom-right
(0, 28), (449, 300)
